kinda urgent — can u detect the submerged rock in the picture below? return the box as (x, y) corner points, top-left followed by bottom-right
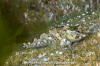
(22, 24), (87, 49)
(65, 30), (86, 42)
(60, 37), (71, 47)
(23, 33), (57, 49)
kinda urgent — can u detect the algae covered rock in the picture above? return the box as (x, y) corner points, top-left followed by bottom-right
(60, 37), (72, 47)
(65, 30), (86, 42)
(23, 33), (57, 49)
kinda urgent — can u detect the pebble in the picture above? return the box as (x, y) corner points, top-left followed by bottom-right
(60, 38), (71, 47)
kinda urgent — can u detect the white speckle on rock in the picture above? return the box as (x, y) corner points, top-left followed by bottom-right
(60, 38), (71, 47)
(29, 56), (35, 62)
(92, 12), (95, 15)
(23, 61), (28, 65)
(75, 24), (79, 26)
(48, 37), (52, 40)
(67, 20), (70, 23)
(43, 58), (49, 62)
(56, 33), (60, 37)
(82, 34), (86, 37)
(16, 52), (19, 55)
(82, 13), (85, 16)
(21, 51), (27, 55)
(66, 24), (69, 26)
(42, 53), (47, 56)
(59, 52), (63, 55)
(43, 40), (47, 43)
(38, 53), (47, 59)
(77, 16), (81, 18)
(56, 51), (59, 54)
(66, 40), (71, 45)
(85, 5), (89, 11)
(86, 11), (88, 13)
(50, 53), (54, 56)
(66, 30), (71, 33)
(86, 52), (95, 56)
(60, 39), (66, 47)
(88, 16), (91, 19)
(38, 54), (43, 58)
(67, 59), (70, 62)
(37, 42), (40, 45)
(49, 12), (54, 20)
(24, 12), (28, 19)
(80, 18), (85, 22)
